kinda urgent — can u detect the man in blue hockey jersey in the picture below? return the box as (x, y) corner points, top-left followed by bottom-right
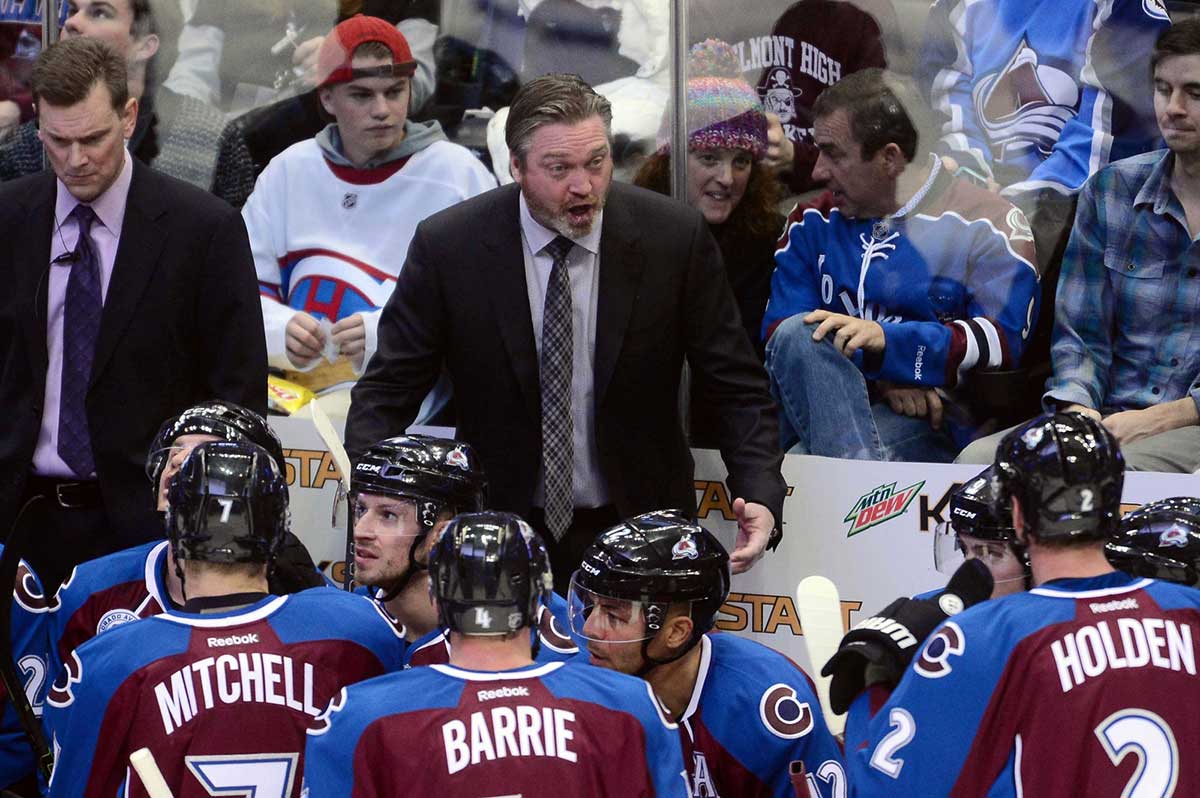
(44, 441), (404, 798)
(348, 435), (579, 666)
(826, 412), (1200, 797)
(303, 511), (685, 797)
(46, 400), (323, 681)
(0, 550), (51, 797)
(569, 510), (845, 798)
(764, 69), (1041, 462)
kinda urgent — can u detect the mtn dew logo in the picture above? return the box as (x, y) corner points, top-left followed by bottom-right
(844, 481), (925, 537)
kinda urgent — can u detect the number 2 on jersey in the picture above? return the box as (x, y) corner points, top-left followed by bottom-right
(1095, 709), (1179, 798)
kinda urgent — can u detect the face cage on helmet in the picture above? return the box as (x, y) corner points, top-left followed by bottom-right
(567, 572), (681, 644)
(933, 521), (1026, 585)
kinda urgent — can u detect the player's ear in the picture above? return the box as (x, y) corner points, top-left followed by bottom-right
(1011, 496), (1028, 544)
(662, 613), (694, 651)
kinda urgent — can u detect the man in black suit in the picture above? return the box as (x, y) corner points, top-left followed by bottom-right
(0, 38), (266, 589)
(346, 73), (786, 590)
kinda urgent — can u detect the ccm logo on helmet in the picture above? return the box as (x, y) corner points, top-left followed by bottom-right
(355, 463), (381, 474)
(207, 634), (260, 648)
(758, 683), (814, 740)
(915, 622), (965, 679)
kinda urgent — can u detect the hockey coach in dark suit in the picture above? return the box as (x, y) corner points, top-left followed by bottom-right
(0, 38), (266, 588)
(347, 73), (786, 590)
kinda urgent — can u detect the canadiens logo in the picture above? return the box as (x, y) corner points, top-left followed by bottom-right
(96, 609), (139, 635)
(1159, 524), (1190, 548)
(844, 481), (925, 537)
(342, 192), (358, 209)
(445, 446), (471, 471)
(672, 535), (699, 560)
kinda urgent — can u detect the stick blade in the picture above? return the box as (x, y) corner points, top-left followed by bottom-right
(796, 575), (846, 736)
(130, 747), (176, 798)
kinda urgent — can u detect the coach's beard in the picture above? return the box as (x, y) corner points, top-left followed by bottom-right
(528, 190), (607, 238)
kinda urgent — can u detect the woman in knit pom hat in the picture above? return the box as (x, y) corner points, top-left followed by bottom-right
(634, 39), (784, 446)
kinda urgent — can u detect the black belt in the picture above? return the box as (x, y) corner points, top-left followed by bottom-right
(24, 476), (103, 509)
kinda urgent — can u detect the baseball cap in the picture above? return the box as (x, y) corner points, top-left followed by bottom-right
(316, 15), (416, 89)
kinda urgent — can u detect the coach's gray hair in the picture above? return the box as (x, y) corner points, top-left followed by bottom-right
(505, 73), (613, 164)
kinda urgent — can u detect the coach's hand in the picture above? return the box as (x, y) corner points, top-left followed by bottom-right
(730, 498), (775, 574)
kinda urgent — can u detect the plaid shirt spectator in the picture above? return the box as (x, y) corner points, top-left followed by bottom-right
(1045, 148), (1200, 415)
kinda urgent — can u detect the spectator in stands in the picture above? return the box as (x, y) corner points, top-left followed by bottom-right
(957, 20), (1200, 473)
(763, 69), (1040, 462)
(243, 16), (495, 413)
(0, 0), (226, 190)
(916, 0), (1167, 277)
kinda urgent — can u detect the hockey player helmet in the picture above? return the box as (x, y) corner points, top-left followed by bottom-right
(993, 412), (1124, 543)
(166, 441), (289, 564)
(146, 400), (285, 486)
(568, 510), (730, 658)
(428, 511), (553, 636)
(1106, 497), (1200, 586)
(934, 466), (1028, 586)
(351, 435), (486, 528)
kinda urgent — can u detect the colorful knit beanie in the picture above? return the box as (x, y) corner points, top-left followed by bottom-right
(657, 39), (768, 160)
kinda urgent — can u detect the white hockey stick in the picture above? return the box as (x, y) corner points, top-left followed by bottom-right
(796, 575), (846, 736)
(129, 747), (175, 798)
(309, 400), (351, 492)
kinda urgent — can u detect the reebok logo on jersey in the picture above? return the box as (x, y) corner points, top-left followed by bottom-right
(1088, 598), (1138, 614)
(207, 633), (260, 647)
(476, 686), (531, 702)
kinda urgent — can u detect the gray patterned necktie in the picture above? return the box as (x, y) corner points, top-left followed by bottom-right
(541, 235), (575, 539)
(58, 204), (102, 478)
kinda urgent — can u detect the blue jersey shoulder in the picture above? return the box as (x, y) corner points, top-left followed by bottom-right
(54, 541), (162, 615)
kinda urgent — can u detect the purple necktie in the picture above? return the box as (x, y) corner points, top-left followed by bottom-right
(57, 204), (101, 478)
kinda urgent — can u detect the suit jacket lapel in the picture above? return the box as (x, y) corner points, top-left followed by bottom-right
(90, 162), (168, 388)
(19, 176), (56, 379)
(594, 187), (644, 408)
(482, 185), (541, 422)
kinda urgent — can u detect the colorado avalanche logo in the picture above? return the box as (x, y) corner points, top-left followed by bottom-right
(915, 622), (966, 679)
(758, 683), (814, 739)
(1159, 524), (1190, 548)
(445, 446), (471, 471)
(671, 535), (699, 560)
(308, 687), (347, 736)
(14, 563), (51, 613)
(973, 40), (1079, 162)
(96, 609), (140, 635)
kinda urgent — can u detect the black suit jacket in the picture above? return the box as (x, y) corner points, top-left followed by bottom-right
(0, 161), (267, 545)
(346, 182), (786, 535)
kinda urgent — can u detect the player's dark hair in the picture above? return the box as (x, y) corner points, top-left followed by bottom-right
(32, 37), (129, 111)
(812, 68), (931, 161)
(505, 73), (613, 166)
(1151, 18), (1200, 74)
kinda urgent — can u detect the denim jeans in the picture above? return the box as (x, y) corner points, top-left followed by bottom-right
(765, 316), (958, 462)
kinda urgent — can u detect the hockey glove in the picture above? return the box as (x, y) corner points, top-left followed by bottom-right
(821, 558), (992, 713)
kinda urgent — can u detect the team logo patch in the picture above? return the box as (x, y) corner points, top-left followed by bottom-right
(844, 481), (925, 537)
(938, 593), (965, 616)
(671, 535), (699, 560)
(915, 622), (966, 679)
(1006, 207), (1035, 243)
(445, 446), (471, 471)
(1159, 524), (1190, 548)
(758, 683), (814, 740)
(96, 609), (139, 635)
(1144, 0), (1170, 21)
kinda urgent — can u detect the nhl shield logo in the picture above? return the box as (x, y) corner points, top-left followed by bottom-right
(671, 535), (699, 560)
(1159, 524), (1190, 548)
(445, 446), (471, 471)
(342, 192), (358, 209)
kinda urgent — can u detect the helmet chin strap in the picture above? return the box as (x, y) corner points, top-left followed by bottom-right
(633, 602), (702, 677)
(376, 499), (442, 603)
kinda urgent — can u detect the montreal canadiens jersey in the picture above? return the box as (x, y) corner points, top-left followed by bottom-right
(765, 168), (1040, 391)
(244, 136), (497, 373)
(44, 591), (405, 798)
(916, 0), (1168, 196)
(47, 540), (170, 681)
(844, 571), (1200, 797)
(671, 633), (845, 798)
(303, 660), (687, 797)
(404, 591), (582, 667)
(0, 550), (51, 788)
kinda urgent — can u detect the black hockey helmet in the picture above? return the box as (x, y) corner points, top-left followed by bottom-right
(146, 400), (285, 487)
(569, 510), (730, 660)
(993, 412), (1124, 543)
(1106, 497), (1200, 586)
(428, 511), (553, 636)
(351, 435), (486, 525)
(934, 466), (1028, 585)
(166, 441), (289, 565)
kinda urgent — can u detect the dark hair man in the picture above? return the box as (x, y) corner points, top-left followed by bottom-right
(346, 71), (787, 590)
(44, 441), (404, 798)
(571, 510), (845, 797)
(302, 511), (686, 797)
(764, 68), (1040, 464)
(0, 37), (266, 592)
(830, 413), (1200, 796)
